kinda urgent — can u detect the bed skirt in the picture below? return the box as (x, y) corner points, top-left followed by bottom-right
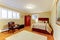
(32, 28), (53, 35)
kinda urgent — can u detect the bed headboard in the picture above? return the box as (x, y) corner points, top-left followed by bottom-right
(38, 18), (49, 23)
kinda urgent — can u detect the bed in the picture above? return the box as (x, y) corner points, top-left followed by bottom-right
(31, 18), (53, 35)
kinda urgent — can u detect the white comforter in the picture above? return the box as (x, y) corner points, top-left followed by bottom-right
(31, 22), (46, 30)
(31, 22), (52, 33)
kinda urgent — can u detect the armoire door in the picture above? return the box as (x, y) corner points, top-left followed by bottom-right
(25, 15), (31, 26)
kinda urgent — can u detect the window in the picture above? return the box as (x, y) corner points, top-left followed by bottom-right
(13, 11), (17, 19)
(32, 14), (38, 23)
(0, 7), (20, 19)
(2, 8), (7, 19)
(32, 14), (38, 20)
(16, 12), (20, 19)
(8, 10), (13, 19)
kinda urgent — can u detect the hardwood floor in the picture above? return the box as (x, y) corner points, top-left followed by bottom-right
(0, 27), (54, 40)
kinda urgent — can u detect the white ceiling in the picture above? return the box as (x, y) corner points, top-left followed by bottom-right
(0, 0), (54, 13)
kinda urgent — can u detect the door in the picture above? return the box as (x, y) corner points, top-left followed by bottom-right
(25, 15), (31, 26)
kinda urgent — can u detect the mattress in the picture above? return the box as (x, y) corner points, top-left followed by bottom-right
(5, 30), (47, 40)
(31, 22), (52, 33)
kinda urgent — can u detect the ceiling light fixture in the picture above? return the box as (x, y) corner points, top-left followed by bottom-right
(25, 4), (35, 9)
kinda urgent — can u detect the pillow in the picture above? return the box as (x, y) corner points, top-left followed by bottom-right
(38, 21), (44, 23)
(38, 21), (48, 23)
(44, 21), (47, 23)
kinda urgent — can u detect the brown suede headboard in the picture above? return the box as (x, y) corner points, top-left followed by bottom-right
(38, 18), (49, 23)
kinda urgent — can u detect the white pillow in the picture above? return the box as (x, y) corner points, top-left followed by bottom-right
(44, 21), (47, 23)
(38, 21), (44, 23)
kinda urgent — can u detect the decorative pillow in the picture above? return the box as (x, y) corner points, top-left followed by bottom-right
(44, 21), (47, 23)
(38, 21), (44, 23)
(38, 21), (47, 23)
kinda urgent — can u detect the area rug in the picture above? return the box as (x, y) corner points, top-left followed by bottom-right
(5, 30), (47, 40)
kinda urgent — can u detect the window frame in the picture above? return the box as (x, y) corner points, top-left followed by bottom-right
(0, 7), (20, 19)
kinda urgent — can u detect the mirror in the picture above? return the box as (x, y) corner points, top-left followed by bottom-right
(56, 0), (60, 25)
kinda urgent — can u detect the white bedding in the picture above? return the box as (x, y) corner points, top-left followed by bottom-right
(31, 22), (52, 33)
(46, 23), (52, 33)
(31, 22), (46, 30)
(5, 30), (47, 40)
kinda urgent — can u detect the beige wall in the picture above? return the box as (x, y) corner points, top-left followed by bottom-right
(0, 4), (32, 29)
(31, 12), (51, 24)
(37, 12), (51, 18)
(50, 0), (60, 40)
(0, 14), (25, 29)
(0, 5), (29, 29)
(38, 12), (51, 23)
(0, 13), (30, 29)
